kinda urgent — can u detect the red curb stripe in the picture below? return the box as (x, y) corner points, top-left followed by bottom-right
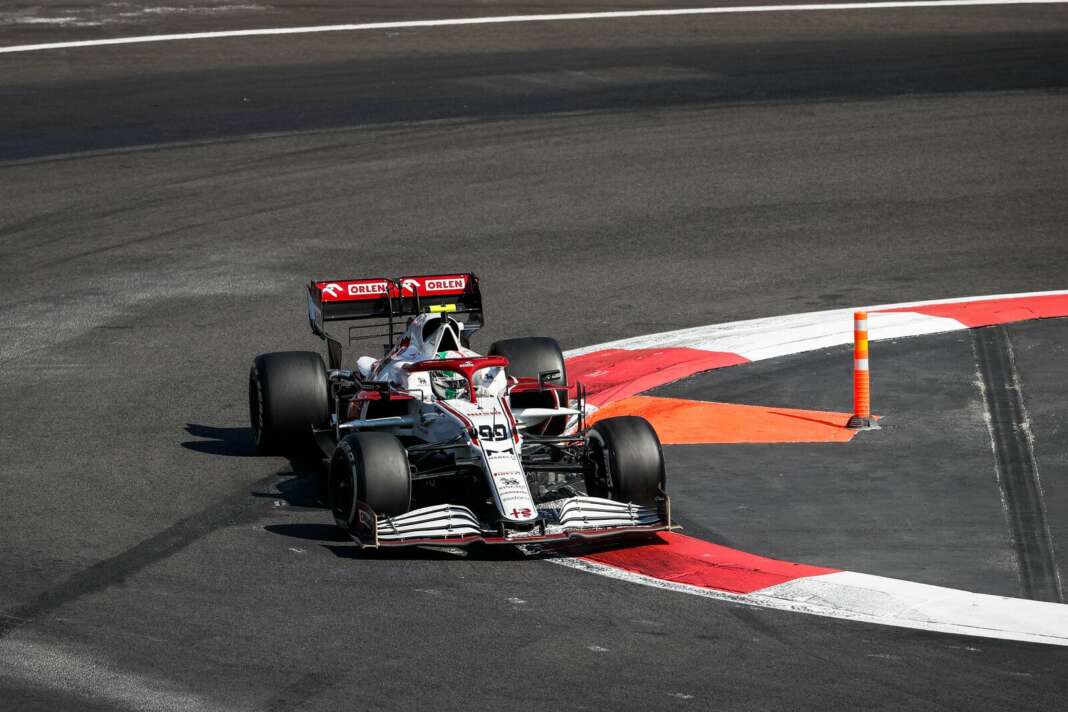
(581, 532), (838, 594)
(566, 347), (748, 407)
(877, 294), (1068, 328)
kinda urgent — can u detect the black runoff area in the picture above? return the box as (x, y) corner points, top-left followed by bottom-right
(2, 3), (1068, 710)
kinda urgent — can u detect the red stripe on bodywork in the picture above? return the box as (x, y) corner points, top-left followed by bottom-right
(566, 347), (748, 407)
(580, 532), (838, 594)
(878, 295), (1068, 328)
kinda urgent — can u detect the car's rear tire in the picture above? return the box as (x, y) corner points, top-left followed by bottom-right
(489, 336), (566, 385)
(490, 337), (568, 435)
(585, 416), (665, 506)
(248, 351), (329, 457)
(329, 432), (412, 530)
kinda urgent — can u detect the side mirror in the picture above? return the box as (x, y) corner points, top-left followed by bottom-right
(539, 369), (562, 387)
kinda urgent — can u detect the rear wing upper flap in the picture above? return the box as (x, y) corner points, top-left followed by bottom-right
(307, 273), (483, 364)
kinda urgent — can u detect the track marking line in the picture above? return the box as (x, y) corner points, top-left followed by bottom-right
(563, 292), (1068, 408)
(1, 0), (1066, 54)
(564, 291), (1068, 360)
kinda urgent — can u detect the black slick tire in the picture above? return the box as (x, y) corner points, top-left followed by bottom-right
(585, 416), (665, 506)
(329, 432), (412, 531)
(489, 337), (566, 386)
(248, 351), (329, 457)
(490, 337), (568, 434)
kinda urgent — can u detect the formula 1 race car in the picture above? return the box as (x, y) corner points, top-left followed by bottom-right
(248, 272), (673, 548)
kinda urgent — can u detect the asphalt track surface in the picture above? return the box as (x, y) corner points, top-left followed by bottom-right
(2, 2), (1068, 710)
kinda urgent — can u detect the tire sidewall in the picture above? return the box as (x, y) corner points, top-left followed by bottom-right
(490, 337), (568, 434)
(586, 427), (613, 499)
(489, 337), (567, 386)
(248, 363), (267, 450)
(330, 438), (359, 529)
(329, 432), (412, 531)
(248, 351), (329, 456)
(586, 416), (664, 505)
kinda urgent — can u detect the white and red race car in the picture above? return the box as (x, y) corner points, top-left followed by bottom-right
(248, 272), (672, 548)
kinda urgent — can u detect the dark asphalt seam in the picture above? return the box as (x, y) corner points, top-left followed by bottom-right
(0, 474), (276, 638)
(972, 326), (1063, 602)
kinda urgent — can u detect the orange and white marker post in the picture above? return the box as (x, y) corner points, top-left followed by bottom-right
(847, 311), (877, 429)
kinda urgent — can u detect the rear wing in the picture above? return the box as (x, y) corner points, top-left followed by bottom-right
(307, 273), (484, 367)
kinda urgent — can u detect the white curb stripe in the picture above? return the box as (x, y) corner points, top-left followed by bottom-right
(567, 309), (965, 359)
(564, 290), (1068, 360)
(549, 557), (1068, 645)
(1, 0), (1066, 54)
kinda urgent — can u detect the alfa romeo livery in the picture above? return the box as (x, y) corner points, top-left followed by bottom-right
(248, 272), (672, 548)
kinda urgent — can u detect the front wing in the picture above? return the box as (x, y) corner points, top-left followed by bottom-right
(351, 496), (675, 548)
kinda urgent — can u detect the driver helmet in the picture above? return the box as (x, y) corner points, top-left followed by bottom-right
(431, 351), (467, 400)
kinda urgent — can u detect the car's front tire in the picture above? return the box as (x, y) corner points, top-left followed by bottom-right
(329, 432), (412, 531)
(585, 416), (665, 506)
(248, 351), (329, 457)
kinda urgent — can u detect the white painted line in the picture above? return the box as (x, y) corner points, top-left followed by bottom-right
(1, 0), (1066, 54)
(549, 557), (1068, 645)
(564, 289), (1068, 360)
(771, 570), (1068, 646)
(568, 308), (967, 359)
